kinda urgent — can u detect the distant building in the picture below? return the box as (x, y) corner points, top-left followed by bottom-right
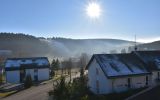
(86, 51), (160, 94)
(0, 68), (2, 83)
(0, 50), (12, 64)
(5, 57), (50, 83)
(0, 67), (3, 75)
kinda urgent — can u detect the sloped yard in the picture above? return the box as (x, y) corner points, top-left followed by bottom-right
(129, 85), (160, 100)
(88, 87), (147, 100)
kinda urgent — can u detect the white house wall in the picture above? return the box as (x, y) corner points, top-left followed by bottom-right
(151, 71), (159, 85)
(132, 76), (148, 88)
(87, 59), (151, 94)
(6, 71), (20, 83)
(88, 58), (112, 94)
(112, 75), (148, 93)
(112, 78), (128, 93)
(98, 65), (112, 94)
(38, 68), (49, 81)
(88, 59), (96, 93)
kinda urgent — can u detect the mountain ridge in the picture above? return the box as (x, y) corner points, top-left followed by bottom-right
(0, 33), (159, 58)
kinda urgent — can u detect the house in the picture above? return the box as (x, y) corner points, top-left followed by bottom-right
(86, 51), (160, 94)
(0, 67), (3, 83)
(5, 57), (50, 83)
(133, 51), (160, 85)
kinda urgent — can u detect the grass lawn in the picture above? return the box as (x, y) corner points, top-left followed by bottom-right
(0, 91), (17, 98)
(88, 87), (147, 100)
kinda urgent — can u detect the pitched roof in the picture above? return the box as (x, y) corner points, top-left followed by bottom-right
(5, 57), (49, 68)
(86, 53), (150, 78)
(133, 51), (160, 71)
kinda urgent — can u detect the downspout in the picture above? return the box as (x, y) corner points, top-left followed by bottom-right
(112, 79), (114, 92)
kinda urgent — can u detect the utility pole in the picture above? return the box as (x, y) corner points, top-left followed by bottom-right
(134, 34), (137, 51)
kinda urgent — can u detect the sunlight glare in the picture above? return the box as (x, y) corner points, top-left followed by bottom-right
(86, 2), (101, 19)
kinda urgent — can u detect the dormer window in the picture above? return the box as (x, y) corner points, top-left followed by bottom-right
(22, 60), (25, 62)
(32, 59), (36, 62)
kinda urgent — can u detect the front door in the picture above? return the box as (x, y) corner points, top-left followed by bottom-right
(20, 69), (25, 82)
(158, 72), (160, 80)
(34, 69), (38, 81)
(128, 78), (131, 88)
(146, 76), (148, 85)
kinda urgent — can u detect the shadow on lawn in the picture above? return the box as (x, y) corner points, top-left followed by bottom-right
(88, 87), (148, 100)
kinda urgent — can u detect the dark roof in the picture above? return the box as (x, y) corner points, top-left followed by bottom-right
(133, 51), (160, 71)
(7, 57), (48, 60)
(5, 57), (50, 70)
(86, 53), (150, 78)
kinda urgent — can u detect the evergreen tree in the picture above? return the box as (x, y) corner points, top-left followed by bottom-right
(79, 53), (89, 69)
(52, 77), (70, 100)
(24, 74), (32, 88)
(67, 58), (72, 82)
(55, 59), (60, 70)
(51, 58), (60, 77)
(121, 48), (126, 53)
(51, 59), (56, 77)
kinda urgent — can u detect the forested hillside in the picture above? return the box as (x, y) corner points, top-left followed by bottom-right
(0, 33), (159, 59)
(0, 33), (52, 57)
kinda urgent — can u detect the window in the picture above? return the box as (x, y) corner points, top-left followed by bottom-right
(146, 76), (148, 85)
(158, 72), (160, 80)
(22, 59), (25, 62)
(96, 80), (99, 93)
(110, 62), (120, 72)
(117, 84), (123, 87)
(32, 59), (36, 62)
(96, 68), (99, 75)
(34, 69), (38, 73)
(128, 78), (131, 88)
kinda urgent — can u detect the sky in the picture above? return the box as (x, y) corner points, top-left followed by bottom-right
(0, 0), (159, 43)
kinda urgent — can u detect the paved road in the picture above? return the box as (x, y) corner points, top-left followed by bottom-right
(1, 82), (53, 100)
(129, 85), (160, 100)
(1, 73), (80, 100)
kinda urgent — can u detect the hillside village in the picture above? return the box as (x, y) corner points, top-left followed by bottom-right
(0, 34), (160, 100)
(0, 0), (159, 99)
(0, 35), (160, 100)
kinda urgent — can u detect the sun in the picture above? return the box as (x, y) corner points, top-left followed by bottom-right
(86, 2), (101, 19)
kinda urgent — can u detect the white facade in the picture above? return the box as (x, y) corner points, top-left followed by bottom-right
(38, 68), (50, 81)
(6, 71), (20, 83)
(87, 51), (160, 94)
(5, 57), (50, 83)
(6, 68), (50, 83)
(151, 71), (160, 85)
(25, 68), (50, 81)
(87, 58), (151, 94)
(88, 58), (112, 94)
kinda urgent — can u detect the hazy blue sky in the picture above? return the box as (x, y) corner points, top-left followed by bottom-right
(0, 0), (159, 42)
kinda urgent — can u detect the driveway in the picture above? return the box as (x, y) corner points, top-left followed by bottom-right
(1, 82), (53, 100)
(1, 73), (80, 100)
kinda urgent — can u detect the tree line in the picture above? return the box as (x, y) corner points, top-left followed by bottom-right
(50, 53), (89, 81)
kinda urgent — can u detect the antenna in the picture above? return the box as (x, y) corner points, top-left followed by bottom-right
(134, 34), (137, 51)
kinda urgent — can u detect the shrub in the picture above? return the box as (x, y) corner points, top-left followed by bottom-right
(24, 74), (33, 88)
(51, 76), (70, 100)
(49, 69), (89, 100)
(0, 74), (2, 84)
(50, 70), (55, 78)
